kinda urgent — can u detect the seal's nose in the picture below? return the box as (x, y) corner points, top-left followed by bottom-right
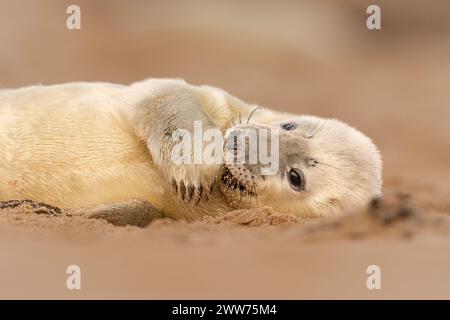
(223, 124), (279, 176)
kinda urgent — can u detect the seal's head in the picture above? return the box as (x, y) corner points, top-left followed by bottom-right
(220, 115), (382, 217)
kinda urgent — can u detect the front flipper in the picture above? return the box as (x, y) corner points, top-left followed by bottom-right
(137, 89), (221, 205)
(86, 198), (163, 227)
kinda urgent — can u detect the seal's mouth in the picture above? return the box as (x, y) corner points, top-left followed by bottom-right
(219, 166), (258, 208)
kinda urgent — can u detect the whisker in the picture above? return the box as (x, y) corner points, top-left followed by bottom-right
(246, 106), (260, 124)
(305, 119), (321, 138)
(313, 120), (327, 138)
(314, 164), (332, 177)
(305, 120), (314, 136)
(316, 160), (352, 174)
(222, 168), (259, 209)
(246, 192), (251, 209)
(314, 119), (328, 137)
(237, 191), (242, 206)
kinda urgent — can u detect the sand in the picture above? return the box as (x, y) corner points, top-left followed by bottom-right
(1, 193), (449, 299)
(1, 0), (450, 299)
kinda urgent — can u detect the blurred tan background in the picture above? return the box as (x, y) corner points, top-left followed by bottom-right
(1, 0), (449, 206)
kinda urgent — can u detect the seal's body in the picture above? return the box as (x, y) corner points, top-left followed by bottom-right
(0, 79), (382, 225)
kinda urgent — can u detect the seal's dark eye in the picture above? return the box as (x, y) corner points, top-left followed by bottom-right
(281, 122), (297, 131)
(287, 168), (305, 191)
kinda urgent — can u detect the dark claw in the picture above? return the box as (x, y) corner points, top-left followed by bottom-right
(179, 181), (186, 201)
(171, 178), (178, 194)
(187, 184), (195, 202)
(195, 185), (204, 205)
(205, 184), (214, 200)
(198, 185), (203, 199)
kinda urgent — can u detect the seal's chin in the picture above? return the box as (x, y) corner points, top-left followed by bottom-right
(219, 166), (259, 209)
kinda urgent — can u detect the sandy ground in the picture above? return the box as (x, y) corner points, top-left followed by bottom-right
(1, 0), (450, 299)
